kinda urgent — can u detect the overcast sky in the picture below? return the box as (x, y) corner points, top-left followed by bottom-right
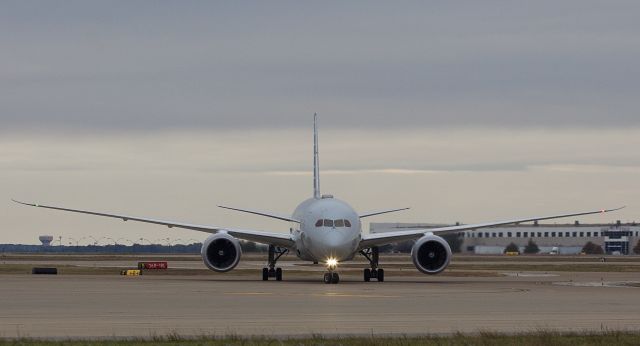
(2, 1), (639, 244)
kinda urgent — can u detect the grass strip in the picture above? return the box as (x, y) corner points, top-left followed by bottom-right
(2, 331), (640, 346)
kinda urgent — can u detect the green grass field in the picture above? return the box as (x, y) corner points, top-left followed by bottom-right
(2, 331), (640, 346)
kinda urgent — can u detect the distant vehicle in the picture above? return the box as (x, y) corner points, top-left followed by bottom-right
(13, 115), (624, 284)
(549, 247), (559, 255)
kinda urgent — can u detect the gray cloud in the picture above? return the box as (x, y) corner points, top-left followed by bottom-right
(1, 1), (640, 132)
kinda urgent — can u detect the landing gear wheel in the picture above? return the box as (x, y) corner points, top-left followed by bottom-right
(331, 272), (340, 284)
(323, 272), (332, 284)
(361, 247), (385, 283)
(264, 245), (288, 282)
(364, 268), (371, 282)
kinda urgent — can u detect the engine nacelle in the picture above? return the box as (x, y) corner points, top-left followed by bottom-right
(201, 233), (242, 272)
(411, 234), (452, 275)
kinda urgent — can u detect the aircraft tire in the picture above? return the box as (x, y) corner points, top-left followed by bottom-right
(276, 267), (282, 281)
(262, 268), (269, 281)
(323, 272), (332, 284)
(377, 269), (384, 282)
(364, 269), (371, 282)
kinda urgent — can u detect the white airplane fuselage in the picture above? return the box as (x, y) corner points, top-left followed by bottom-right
(291, 196), (361, 263)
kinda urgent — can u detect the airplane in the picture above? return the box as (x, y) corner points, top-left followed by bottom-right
(13, 114), (624, 284)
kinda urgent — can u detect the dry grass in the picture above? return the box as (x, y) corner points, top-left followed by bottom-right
(2, 331), (640, 345)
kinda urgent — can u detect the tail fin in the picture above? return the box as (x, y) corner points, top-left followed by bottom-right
(313, 113), (320, 199)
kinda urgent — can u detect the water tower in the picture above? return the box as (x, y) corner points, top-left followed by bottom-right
(39, 235), (54, 246)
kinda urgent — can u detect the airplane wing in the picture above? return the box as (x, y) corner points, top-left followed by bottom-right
(359, 206), (625, 249)
(359, 207), (410, 218)
(12, 199), (294, 248)
(217, 205), (300, 223)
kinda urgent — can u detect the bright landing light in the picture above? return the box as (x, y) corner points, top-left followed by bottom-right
(326, 258), (338, 269)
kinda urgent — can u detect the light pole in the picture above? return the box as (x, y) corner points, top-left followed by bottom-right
(164, 237), (172, 253)
(68, 236), (88, 249)
(88, 236), (100, 246)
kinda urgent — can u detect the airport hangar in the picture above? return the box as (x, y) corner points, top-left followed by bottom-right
(371, 221), (640, 255)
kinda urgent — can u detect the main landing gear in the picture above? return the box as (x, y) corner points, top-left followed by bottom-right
(360, 247), (384, 282)
(262, 245), (287, 281)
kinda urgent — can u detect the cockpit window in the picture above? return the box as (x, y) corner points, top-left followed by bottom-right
(316, 219), (352, 228)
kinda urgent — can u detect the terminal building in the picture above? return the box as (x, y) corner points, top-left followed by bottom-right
(370, 221), (640, 255)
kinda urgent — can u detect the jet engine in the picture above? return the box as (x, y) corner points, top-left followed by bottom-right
(201, 233), (242, 272)
(411, 234), (452, 274)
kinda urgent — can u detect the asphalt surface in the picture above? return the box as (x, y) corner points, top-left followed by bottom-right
(1, 268), (640, 338)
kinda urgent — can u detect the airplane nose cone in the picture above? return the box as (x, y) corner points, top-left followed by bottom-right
(325, 231), (345, 247)
(312, 230), (357, 261)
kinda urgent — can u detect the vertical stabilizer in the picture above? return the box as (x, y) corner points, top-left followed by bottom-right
(313, 113), (321, 199)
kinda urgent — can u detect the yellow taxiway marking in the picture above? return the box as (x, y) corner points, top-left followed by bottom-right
(224, 292), (273, 296)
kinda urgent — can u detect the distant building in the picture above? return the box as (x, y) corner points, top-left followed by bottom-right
(39, 235), (54, 246)
(370, 221), (640, 255)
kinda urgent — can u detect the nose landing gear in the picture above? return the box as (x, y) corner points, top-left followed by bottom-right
(262, 245), (287, 281)
(360, 247), (384, 282)
(323, 258), (340, 284)
(323, 272), (339, 284)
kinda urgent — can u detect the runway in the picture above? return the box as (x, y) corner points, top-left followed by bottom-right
(1, 270), (640, 338)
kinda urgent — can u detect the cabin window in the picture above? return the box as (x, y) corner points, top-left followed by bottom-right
(323, 219), (334, 227)
(315, 220), (323, 227)
(334, 219), (345, 227)
(507, 232), (512, 237)
(345, 220), (352, 227)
